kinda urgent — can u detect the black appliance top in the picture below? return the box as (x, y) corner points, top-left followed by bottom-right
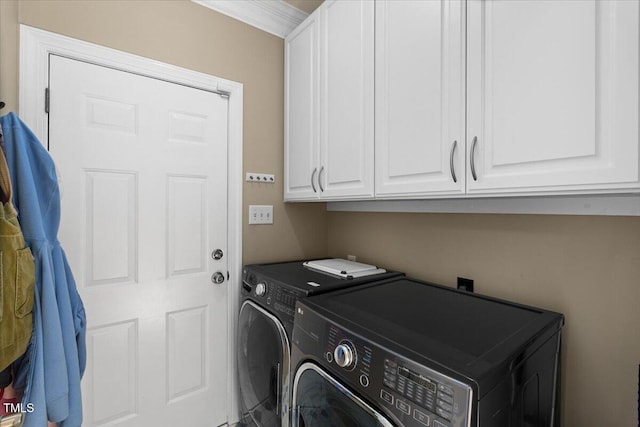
(243, 260), (403, 297)
(301, 277), (563, 385)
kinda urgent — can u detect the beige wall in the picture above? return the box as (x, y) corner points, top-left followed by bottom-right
(3, 2), (638, 426)
(328, 211), (640, 426)
(0, 0), (20, 112)
(0, 0), (327, 264)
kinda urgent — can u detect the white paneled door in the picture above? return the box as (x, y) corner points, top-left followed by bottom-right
(48, 55), (229, 427)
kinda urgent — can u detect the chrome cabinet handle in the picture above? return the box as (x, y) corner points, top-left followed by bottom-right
(310, 168), (317, 193)
(318, 166), (325, 192)
(449, 140), (458, 183)
(470, 136), (478, 181)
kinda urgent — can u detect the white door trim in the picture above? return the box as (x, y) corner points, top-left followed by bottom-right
(19, 24), (243, 424)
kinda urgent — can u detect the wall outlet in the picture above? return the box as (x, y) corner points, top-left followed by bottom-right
(249, 205), (273, 224)
(347, 254), (357, 262)
(246, 172), (275, 183)
(457, 277), (474, 292)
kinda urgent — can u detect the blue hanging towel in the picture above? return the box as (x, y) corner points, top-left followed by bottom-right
(0, 112), (86, 427)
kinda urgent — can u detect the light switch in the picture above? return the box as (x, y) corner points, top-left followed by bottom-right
(249, 205), (274, 225)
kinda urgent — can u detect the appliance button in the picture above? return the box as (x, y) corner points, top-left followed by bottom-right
(435, 407), (452, 420)
(413, 409), (430, 426)
(384, 359), (398, 369)
(380, 389), (394, 405)
(384, 372), (396, 382)
(437, 392), (454, 405)
(424, 397), (436, 411)
(395, 399), (411, 415)
(255, 282), (267, 296)
(437, 383), (454, 396)
(383, 378), (396, 389)
(437, 399), (453, 413)
(359, 374), (370, 388)
(432, 421), (447, 427)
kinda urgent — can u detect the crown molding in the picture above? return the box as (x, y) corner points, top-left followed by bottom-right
(192, 0), (308, 39)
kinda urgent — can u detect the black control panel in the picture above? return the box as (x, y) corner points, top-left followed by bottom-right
(382, 360), (457, 423)
(293, 313), (473, 427)
(272, 287), (298, 324)
(242, 268), (304, 332)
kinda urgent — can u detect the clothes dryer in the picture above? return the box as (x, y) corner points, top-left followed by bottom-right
(237, 259), (402, 427)
(291, 277), (563, 427)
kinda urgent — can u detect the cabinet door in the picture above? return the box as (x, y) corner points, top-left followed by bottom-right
(285, 13), (320, 201)
(318, 0), (374, 199)
(467, 0), (640, 195)
(375, 0), (465, 198)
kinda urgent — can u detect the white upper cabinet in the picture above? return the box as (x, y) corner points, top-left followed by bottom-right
(375, 0), (465, 198)
(285, 0), (374, 201)
(320, 0), (375, 199)
(467, 0), (640, 195)
(285, 0), (640, 202)
(285, 11), (319, 200)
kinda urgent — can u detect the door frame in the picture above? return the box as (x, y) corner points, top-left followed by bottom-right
(19, 24), (244, 425)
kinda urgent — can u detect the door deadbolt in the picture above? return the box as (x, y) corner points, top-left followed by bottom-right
(211, 272), (225, 285)
(212, 249), (224, 260)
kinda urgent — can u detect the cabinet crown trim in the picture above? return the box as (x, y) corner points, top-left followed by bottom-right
(192, 0), (308, 38)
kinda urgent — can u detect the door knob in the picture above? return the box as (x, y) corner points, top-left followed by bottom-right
(212, 249), (224, 260)
(211, 272), (225, 284)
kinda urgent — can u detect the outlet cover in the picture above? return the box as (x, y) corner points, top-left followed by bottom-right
(246, 172), (275, 183)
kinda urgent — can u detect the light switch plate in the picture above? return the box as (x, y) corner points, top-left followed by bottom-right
(249, 205), (273, 224)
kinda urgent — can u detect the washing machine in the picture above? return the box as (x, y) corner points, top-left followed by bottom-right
(237, 259), (403, 427)
(291, 277), (564, 427)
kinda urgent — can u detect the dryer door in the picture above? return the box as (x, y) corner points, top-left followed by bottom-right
(292, 362), (395, 427)
(238, 300), (290, 427)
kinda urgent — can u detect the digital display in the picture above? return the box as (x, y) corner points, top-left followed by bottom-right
(398, 366), (437, 392)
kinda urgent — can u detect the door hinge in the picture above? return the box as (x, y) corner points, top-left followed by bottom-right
(226, 271), (230, 281)
(45, 88), (50, 114)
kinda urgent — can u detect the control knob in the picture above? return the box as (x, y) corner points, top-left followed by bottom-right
(255, 282), (267, 297)
(334, 341), (356, 370)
